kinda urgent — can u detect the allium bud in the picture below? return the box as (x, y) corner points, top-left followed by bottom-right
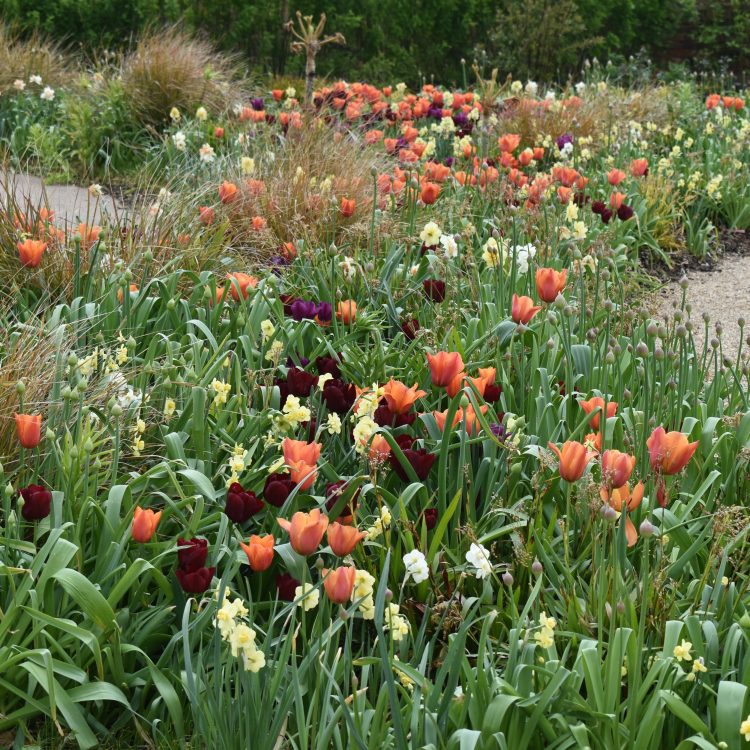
(639, 520), (656, 537)
(531, 559), (543, 576)
(502, 572), (514, 586)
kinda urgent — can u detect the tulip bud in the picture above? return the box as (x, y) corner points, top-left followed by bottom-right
(459, 393), (470, 408)
(83, 438), (94, 453)
(45, 428), (55, 441)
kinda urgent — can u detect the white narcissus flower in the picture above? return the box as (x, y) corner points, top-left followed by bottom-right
(196, 106), (208, 121)
(199, 143), (216, 163)
(465, 542), (492, 579)
(172, 131), (186, 151)
(40, 86), (55, 101)
(402, 549), (429, 584)
(13, 79), (25, 91)
(29, 74), (42, 85)
(440, 234), (458, 259)
(419, 221), (442, 247)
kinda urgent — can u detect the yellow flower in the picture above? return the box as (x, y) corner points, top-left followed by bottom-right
(164, 398), (176, 418)
(295, 583), (319, 611)
(539, 612), (557, 631)
(692, 657), (707, 673)
(673, 639), (693, 662)
(534, 628), (554, 649)
(740, 715), (750, 742)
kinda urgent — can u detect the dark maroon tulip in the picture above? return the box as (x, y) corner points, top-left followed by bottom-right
(176, 566), (215, 593)
(315, 356), (341, 378)
(421, 508), (438, 530)
(287, 367), (316, 397)
(483, 383), (502, 403)
(280, 294), (297, 316)
(423, 280), (446, 302)
(291, 299), (318, 321)
(323, 379), (357, 413)
(273, 378), (290, 405)
(263, 474), (295, 507)
(225, 483), (264, 523)
(177, 537), (208, 573)
(19, 484), (52, 521)
(591, 200), (605, 215)
(373, 402), (416, 428)
(391, 446), (437, 481)
(617, 204), (634, 221)
(401, 319), (420, 340)
(325, 481), (360, 524)
(600, 209), (613, 224)
(276, 572), (300, 601)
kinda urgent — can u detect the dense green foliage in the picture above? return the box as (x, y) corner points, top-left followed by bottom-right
(0, 0), (748, 84)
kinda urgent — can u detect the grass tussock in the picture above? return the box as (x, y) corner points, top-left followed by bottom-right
(0, 25), (73, 91)
(121, 26), (250, 128)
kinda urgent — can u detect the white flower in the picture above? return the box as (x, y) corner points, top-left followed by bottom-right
(525, 81), (538, 96)
(339, 256), (357, 281)
(40, 86), (55, 101)
(199, 143), (216, 163)
(419, 221), (442, 247)
(561, 141), (574, 158)
(514, 243), (537, 274)
(196, 106), (208, 121)
(172, 131), (186, 151)
(29, 74), (42, 85)
(465, 542), (492, 579)
(326, 413), (342, 435)
(403, 549), (429, 584)
(285, 86), (296, 99)
(88, 184), (103, 197)
(440, 234), (458, 259)
(13, 79), (25, 91)
(575, 82), (586, 95)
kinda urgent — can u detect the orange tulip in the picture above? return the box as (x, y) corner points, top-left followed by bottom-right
(327, 522), (366, 556)
(77, 223), (101, 249)
(512, 293), (542, 324)
(548, 440), (595, 482)
(251, 216), (267, 231)
(498, 133), (521, 153)
(420, 181), (440, 204)
(277, 509), (329, 555)
(336, 300), (357, 324)
(426, 351), (464, 387)
(607, 169), (627, 186)
(227, 272), (258, 300)
(131, 506), (162, 542)
(535, 268), (568, 303)
(218, 181), (238, 204)
(431, 408), (462, 431)
(584, 432), (602, 453)
(287, 460), (318, 489)
(368, 434), (392, 462)
(117, 283), (139, 303)
(322, 566), (356, 603)
(579, 397), (618, 431)
(601, 450), (636, 489)
(630, 158), (649, 177)
(240, 535), (275, 571)
(647, 426), (698, 475)
(340, 198), (356, 217)
(382, 379), (427, 415)
(609, 191), (625, 210)
(17, 239), (47, 268)
(282, 438), (322, 467)
(462, 405), (488, 435)
(601, 481), (644, 546)
(14, 413), (42, 448)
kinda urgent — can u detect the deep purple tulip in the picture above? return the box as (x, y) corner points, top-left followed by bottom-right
(315, 302), (333, 323)
(276, 572), (300, 601)
(225, 483), (264, 523)
(556, 133), (573, 150)
(401, 319), (420, 340)
(176, 566), (215, 593)
(286, 366), (317, 397)
(263, 474), (295, 507)
(291, 299), (318, 321)
(177, 537), (208, 573)
(323, 379), (357, 413)
(19, 484), (52, 521)
(591, 200), (605, 215)
(251, 97), (264, 111)
(423, 280), (446, 302)
(617, 204), (634, 221)
(422, 508), (438, 530)
(315, 356), (341, 378)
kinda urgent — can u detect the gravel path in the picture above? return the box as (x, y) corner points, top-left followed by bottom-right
(1, 171), (121, 227)
(655, 253), (750, 364)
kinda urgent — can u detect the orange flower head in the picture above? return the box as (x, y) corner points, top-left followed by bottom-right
(607, 169), (627, 186)
(240, 535), (275, 571)
(600, 481), (645, 546)
(340, 198), (356, 217)
(218, 181), (238, 204)
(77, 223), (101, 249)
(609, 191), (625, 210)
(327, 522), (366, 556)
(287, 460), (318, 490)
(336, 299), (357, 324)
(282, 437), (322, 466)
(131, 506), (162, 543)
(584, 432), (602, 453)
(548, 440), (595, 482)
(426, 351), (464, 387)
(535, 267), (568, 303)
(601, 449), (636, 489)
(227, 272), (258, 301)
(420, 181), (440, 204)
(431, 408), (462, 432)
(277, 508), (329, 555)
(512, 293), (542, 324)
(117, 283), (139, 303)
(462, 405), (488, 435)
(579, 397), (618, 431)
(14, 413), (42, 448)
(17, 239), (47, 268)
(498, 133), (521, 153)
(251, 216), (267, 231)
(368, 434), (392, 463)
(647, 426), (698, 475)
(630, 158), (649, 177)
(382, 379), (427, 415)
(322, 566), (356, 604)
